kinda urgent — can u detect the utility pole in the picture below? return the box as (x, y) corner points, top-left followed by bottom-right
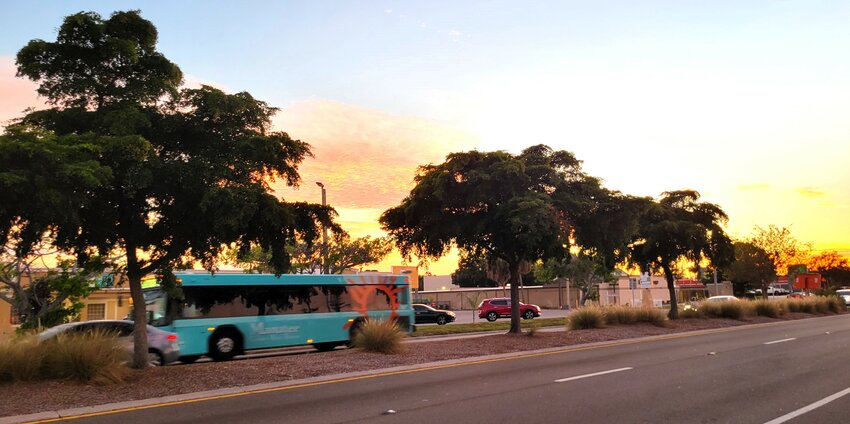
(316, 181), (329, 274)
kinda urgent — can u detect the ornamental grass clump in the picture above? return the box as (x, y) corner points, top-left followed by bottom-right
(351, 319), (405, 354)
(699, 300), (750, 320)
(0, 336), (45, 382)
(826, 296), (845, 313)
(752, 299), (783, 318)
(0, 330), (129, 384)
(601, 305), (667, 327)
(678, 305), (702, 319)
(42, 330), (131, 384)
(566, 306), (605, 330)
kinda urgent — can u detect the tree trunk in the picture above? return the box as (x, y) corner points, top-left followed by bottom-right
(126, 247), (150, 369)
(508, 262), (521, 334)
(663, 265), (678, 319)
(661, 265), (679, 319)
(579, 287), (589, 306)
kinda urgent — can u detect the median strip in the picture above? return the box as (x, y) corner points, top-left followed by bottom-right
(763, 338), (796, 345)
(554, 367), (633, 383)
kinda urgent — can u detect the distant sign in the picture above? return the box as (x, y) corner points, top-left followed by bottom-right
(640, 273), (651, 289)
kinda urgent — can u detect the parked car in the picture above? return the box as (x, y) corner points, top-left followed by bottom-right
(38, 320), (180, 366)
(836, 289), (850, 306)
(478, 298), (541, 322)
(413, 304), (456, 325)
(706, 295), (739, 303)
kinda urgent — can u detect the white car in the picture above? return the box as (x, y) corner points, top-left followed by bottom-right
(836, 289), (850, 306)
(706, 295), (739, 303)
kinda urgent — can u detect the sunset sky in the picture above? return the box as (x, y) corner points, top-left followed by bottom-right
(2, 1), (849, 275)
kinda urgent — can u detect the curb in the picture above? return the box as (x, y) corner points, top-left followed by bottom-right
(3, 314), (846, 423)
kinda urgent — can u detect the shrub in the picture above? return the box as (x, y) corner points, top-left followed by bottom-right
(351, 319), (405, 354)
(752, 300), (782, 318)
(785, 299), (804, 313)
(42, 330), (131, 384)
(567, 307), (605, 330)
(525, 324), (541, 337)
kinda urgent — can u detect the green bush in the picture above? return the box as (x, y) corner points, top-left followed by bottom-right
(752, 300), (783, 318)
(567, 307), (605, 330)
(351, 319), (405, 354)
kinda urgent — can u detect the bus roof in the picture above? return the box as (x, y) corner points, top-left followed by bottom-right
(171, 273), (411, 287)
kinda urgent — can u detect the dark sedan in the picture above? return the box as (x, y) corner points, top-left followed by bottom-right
(413, 304), (456, 325)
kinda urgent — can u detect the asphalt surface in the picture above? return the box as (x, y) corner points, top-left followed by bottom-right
(53, 314), (850, 424)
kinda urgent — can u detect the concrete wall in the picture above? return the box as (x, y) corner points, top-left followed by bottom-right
(416, 285), (579, 310)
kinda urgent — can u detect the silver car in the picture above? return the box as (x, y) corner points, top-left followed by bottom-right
(38, 320), (180, 366)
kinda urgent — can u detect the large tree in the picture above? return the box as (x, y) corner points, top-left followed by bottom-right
(629, 190), (734, 319)
(807, 251), (850, 288)
(749, 225), (811, 276)
(227, 233), (391, 275)
(381, 145), (600, 333)
(3, 11), (334, 368)
(451, 253), (498, 288)
(727, 241), (775, 299)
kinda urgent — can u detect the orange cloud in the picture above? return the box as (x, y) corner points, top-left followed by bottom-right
(269, 99), (478, 275)
(270, 99), (479, 209)
(0, 56), (46, 127)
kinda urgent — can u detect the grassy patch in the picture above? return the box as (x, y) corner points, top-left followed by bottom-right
(412, 317), (565, 337)
(352, 319), (405, 354)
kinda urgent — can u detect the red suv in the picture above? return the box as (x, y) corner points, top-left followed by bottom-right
(478, 298), (541, 322)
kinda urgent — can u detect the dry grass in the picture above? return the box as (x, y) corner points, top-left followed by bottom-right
(351, 319), (405, 354)
(567, 306), (605, 330)
(0, 330), (129, 384)
(603, 305), (667, 327)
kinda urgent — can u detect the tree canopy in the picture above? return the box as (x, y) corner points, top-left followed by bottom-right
(727, 241), (775, 298)
(381, 145), (611, 333)
(629, 190), (734, 319)
(2, 10), (334, 368)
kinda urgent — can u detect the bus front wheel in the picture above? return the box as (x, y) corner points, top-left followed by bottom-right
(210, 330), (241, 361)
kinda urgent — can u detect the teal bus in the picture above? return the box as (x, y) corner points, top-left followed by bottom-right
(142, 273), (414, 363)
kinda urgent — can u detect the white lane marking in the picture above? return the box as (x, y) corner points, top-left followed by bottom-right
(763, 338), (796, 345)
(763, 387), (850, 424)
(555, 367), (633, 383)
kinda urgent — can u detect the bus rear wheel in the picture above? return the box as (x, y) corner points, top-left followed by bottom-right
(313, 342), (340, 352)
(179, 355), (201, 364)
(210, 330), (241, 361)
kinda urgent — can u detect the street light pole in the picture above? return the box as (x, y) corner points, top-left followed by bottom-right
(316, 182), (329, 274)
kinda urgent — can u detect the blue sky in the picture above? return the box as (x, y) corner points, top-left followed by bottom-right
(2, 1), (850, 272)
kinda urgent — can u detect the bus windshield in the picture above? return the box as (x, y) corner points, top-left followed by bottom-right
(143, 288), (168, 326)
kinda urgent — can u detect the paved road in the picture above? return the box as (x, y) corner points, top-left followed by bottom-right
(64, 314), (850, 424)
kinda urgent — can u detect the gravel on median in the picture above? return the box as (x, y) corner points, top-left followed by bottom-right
(0, 314), (830, 417)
